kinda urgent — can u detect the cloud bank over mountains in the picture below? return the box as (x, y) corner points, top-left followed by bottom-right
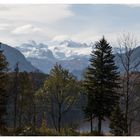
(0, 5), (140, 46)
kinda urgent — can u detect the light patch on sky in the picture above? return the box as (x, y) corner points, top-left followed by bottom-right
(11, 24), (42, 35)
(0, 4), (140, 46)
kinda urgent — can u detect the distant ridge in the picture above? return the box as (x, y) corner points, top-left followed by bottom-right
(0, 43), (40, 72)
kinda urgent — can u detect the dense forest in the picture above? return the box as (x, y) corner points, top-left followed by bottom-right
(1, 35), (140, 136)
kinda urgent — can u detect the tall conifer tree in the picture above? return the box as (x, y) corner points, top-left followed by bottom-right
(84, 37), (120, 135)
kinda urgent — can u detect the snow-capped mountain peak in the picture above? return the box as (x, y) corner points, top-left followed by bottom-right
(15, 40), (92, 75)
(28, 40), (37, 46)
(48, 40), (92, 60)
(59, 40), (89, 48)
(16, 41), (50, 59)
(14, 40), (140, 79)
(16, 40), (92, 60)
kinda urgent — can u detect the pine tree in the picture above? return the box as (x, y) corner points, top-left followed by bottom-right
(84, 37), (120, 135)
(110, 105), (125, 136)
(0, 43), (9, 135)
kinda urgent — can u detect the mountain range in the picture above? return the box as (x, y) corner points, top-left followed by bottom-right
(1, 40), (140, 79)
(15, 40), (92, 79)
(0, 43), (39, 72)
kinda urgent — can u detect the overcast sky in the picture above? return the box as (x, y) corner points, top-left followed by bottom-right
(0, 4), (140, 46)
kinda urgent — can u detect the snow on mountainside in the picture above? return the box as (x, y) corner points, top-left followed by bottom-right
(15, 40), (140, 79)
(0, 43), (39, 72)
(15, 40), (93, 77)
(16, 40), (92, 60)
(16, 41), (55, 60)
(49, 40), (92, 60)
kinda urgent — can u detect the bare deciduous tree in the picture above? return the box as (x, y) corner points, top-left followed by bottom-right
(117, 33), (140, 135)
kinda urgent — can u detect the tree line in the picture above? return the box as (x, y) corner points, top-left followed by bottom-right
(0, 34), (140, 136)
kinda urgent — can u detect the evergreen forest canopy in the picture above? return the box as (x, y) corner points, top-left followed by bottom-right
(1, 35), (140, 136)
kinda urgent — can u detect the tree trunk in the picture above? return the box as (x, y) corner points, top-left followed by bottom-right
(58, 103), (61, 132)
(13, 82), (18, 131)
(14, 94), (17, 130)
(125, 71), (129, 135)
(98, 116), (102, 135)
(33, 103), (36, 132)
(51, 98), (57, 131)
(13, 64), (19, 133)
(90, 115), (93, 133)
(128, 119), (132, 136)
(19, 102), (22, 129)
